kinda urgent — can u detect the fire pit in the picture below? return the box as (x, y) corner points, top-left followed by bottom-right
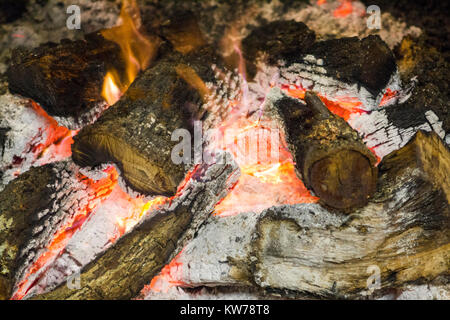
(0, 0), (448, 301)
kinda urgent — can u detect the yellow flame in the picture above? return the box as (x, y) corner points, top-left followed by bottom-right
(101, 0), (158, 105)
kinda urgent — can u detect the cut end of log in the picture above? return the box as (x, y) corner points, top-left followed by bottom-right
(274, 91), (378, 211)
(309, 149), (377, 210)
(71, 133), (181, 196)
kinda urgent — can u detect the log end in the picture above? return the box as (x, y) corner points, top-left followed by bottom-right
(308, 150), (377, 210)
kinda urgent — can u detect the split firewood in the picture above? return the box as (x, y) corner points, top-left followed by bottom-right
(159, 131), (449, 299)
(72, 46), (221, 197)
(274, 91), (378, 210)
(6, 32), (126, 129)
(34, 153), (239, 300)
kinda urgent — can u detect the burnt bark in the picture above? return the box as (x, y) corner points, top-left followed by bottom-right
(72, 46), (221, 197)
(274, 91), (378, 210)
(243, 21), (396, 97)
(166, 132), (449, 299)
(34, 154), (239, 300)
(6, 32), (125, 129)
(0, 164), (56, 299)
(252, 131), (449, 298)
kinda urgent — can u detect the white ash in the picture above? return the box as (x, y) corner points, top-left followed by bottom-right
(348, 109), (447, 159)
(53, 100), (110, 130)
(0, 93), (73, 191)
(143, 286), (270, 300)
(378, 284), (450, 300)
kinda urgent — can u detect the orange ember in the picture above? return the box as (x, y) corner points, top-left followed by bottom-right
(282, 84), (366, 121)
(101, 0), (158, 105)
(333, 0), (354, 18)
(144, 249), (186, 294)
(29, 101), (77, 163)
(379, 88), (398, 107)
(12, 166), (119, 300)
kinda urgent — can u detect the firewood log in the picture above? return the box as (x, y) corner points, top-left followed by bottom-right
(253, 130), (449, 298)
(0, 165), (56, 299)
(0, 160), (118, 300)
(161, 131), (448, 299)
(243, 21), (397, 107)
(274, 91), (378, 210)
(34, 154), (239, 300)
(71, 46), (220, 197)
(6, 32), (126, 129)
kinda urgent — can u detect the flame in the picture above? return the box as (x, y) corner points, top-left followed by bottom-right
(101, 0), (158, 105)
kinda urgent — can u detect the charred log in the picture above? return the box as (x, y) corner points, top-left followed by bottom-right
(34, 154), (239, 300)
(6, 32), (125, 129)
(242, 20), (316, 79)
(274, 91), (378, 210)
(0, 164), (55, 299)
(166, 131), (449, 299)
(253, 130), (449, 298)
(72, 46), (220, 197)
(244, 21), (396, 101)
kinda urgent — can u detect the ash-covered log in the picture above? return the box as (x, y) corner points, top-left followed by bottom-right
(35, 153), (239, 300)
(72, 46), (220, 197)
(243, 21), (398, 108)
(6, 32), (125, 129)
(0, 160), (118, 300)
(274, 91), (378, 210)
(155, 132), (449, 299)
(0, 165), (56, 299)
(253, 130), (449, 297)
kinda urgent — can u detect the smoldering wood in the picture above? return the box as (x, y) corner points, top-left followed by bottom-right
(34, 153), (239, 300)
(253, 130), (449, 298)
(242, 20), (316, 79)
(0, 164), (56, 299)
(243, 21), (397, 100)
(274, 91), (378, 210)
(0, 160), (97, 299)
(161, 131), (449, 299)
(6, 32), (125, 129)
(72, 46), (221, 197)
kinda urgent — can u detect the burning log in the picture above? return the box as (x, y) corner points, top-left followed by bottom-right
(0, 160), (118, 300)
(0, 164), (56, 299)
(72, 46), (220, 197)
(34, 153), (239, 300)
(274, 91), (378, 210)
(252, 130), (449, 297)
(243, 21), (398, 109)
(152, 131), (449, 299)
(6, 32), (125, 129)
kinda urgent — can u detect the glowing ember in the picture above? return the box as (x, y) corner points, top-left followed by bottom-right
(12, 166), (119, 300)
(333, 0), (354, 18)
(101, 0), (159, 105)
(29, 101), (77, 162)
(379, 88), (399, 107)
(143, 249), (186, 294)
